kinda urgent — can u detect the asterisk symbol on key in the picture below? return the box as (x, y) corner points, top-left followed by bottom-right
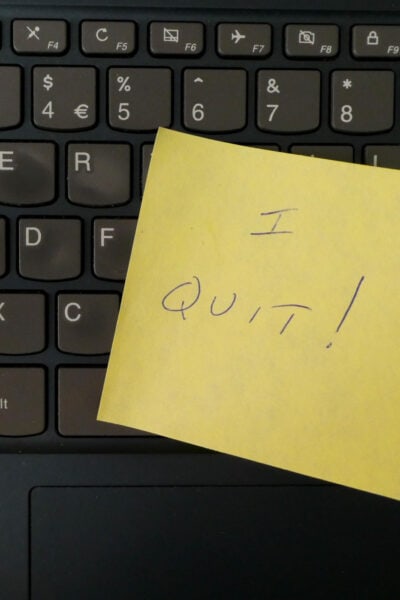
(342, 78), (352, 89)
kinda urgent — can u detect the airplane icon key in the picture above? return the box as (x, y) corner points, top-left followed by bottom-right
(231, 29), (246, 44)
(218, 23), (271, 57)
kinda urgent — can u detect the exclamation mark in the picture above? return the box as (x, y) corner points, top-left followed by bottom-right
(326, 276), (365, 349)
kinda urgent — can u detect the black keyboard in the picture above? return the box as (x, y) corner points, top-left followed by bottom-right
(2, 3), (400, 450)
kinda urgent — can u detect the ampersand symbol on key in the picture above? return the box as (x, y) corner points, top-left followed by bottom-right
(266, 78), (280, 94)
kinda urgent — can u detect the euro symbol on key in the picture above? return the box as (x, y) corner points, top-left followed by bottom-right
(74, 104), (89, 119)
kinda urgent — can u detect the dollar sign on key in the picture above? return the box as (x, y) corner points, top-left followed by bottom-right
(43, 74), (54, 92)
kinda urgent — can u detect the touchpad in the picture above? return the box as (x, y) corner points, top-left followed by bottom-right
(31, 486), (399, 599)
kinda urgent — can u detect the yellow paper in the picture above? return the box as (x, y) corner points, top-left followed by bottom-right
(98, 128), (400, 500)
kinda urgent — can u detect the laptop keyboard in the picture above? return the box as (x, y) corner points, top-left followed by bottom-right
(0, 6), (399, 449)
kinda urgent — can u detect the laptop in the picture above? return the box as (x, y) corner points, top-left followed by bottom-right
(1, 0), (399, 597)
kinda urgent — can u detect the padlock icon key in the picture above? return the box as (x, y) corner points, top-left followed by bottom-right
(366, 30), (379, 45)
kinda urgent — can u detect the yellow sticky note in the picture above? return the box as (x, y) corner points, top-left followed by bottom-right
(99, 128), (400, 500)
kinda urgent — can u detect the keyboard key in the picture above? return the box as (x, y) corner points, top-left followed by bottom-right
(0, 293), (46, 354)
(150, 22), (203, 55)
(94, 219), (136, 280)
(81, 20), (135, 55)
(0, 219), (5, 277)
(0, 143), (55, 206)
(58, 367), (141, 436)
(33, 67), (96, 130)
(184, 69), (246, 132)
(0, 368), (45, 436)
(285, 25), (339, 57)
(257, 70), (320, 132)
(141, 144), (153, 193)
(364, 146), (400, 169)
(0, 67), (22, 129)
(217, 23), (271, 57)
(352, 26), (400, 58)
(290, 145), (354, 162)
(331, 71), (394, 133)
(67, 143), (131, 206)
(13, 19), (67, 54)
(109, 68), (172, 131)
(57, 294), (119, 354)
(19, 219), (81, 280)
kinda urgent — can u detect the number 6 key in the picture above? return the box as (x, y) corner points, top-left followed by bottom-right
(183, 69), (246, 132)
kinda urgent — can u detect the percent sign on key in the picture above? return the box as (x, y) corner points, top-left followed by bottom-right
(117, 75), (131, 92)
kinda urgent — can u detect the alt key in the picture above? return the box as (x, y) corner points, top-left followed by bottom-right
(0, 368), (45, 436)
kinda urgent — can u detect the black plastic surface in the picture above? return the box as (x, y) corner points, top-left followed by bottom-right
(8, 1), (400, 12)
(31, 483), (400, 599)
(0, 452), (321, 599)
(0, 452), (399, 598)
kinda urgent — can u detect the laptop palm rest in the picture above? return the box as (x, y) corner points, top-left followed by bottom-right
(30, 485), (399, 599)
